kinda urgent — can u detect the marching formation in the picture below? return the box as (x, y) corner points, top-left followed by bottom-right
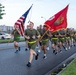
(10, 4), (75, 68)
(11, 21), (76, 67)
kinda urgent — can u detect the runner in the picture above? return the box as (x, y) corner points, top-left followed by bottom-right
(25, 25), (30, 51)
(37, 25), (43, 53)
(51, 30), (59, 55)
(70, 28), (74, 47)
(73, 31), (76, 46)
(58, 29), (66, 53)
(65, 28), (71, 50)
(40, 25), (50, 59)
(24, 21), (40, 67)
(11, 27), (21, 53)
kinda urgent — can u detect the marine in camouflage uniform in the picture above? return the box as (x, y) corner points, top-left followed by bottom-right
(25, 25), (30, 51)
(58, 29), (66, 52)
(51, 31), (59, 54)
(65, 28), (71, 50)
(24, 21), (40, 67)
(40, 25), (50, 59)
(70, 28), (75, 47)
(37, 25), (43, 53)
(73, 31), (76, 46)
(11, 28), (20, 53)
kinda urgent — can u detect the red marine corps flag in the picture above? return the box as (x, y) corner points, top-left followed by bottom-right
(14, 4), (33, 36)
(44, 5), (69, 32)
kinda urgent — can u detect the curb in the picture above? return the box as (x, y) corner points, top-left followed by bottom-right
(45, 53), (76, 75)
(57, 57), (76, 75)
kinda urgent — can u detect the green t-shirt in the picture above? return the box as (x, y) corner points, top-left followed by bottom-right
(66, 31), (70, 37)
(58, 30), (66, 38)
(52, 31), (59, 38)
(12, 29), (20, 41)
(73, 32), (76, 39)
(41, 29), (49, 40)
(37, 29), (43, 36)
(25, 29), (40, 42)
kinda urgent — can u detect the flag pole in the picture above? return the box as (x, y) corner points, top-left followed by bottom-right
(27, 4), (33, 24)
(36, 27), (50, 44)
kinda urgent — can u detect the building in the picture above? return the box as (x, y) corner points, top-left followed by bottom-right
(0, 25), (14, 33)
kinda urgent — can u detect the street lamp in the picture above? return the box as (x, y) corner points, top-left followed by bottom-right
(41, 16), (46, 21)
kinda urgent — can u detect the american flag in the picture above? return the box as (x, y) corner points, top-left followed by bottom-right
(14, 4), (33, 36)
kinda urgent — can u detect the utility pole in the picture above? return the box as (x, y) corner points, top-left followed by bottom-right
(0, 3), (5, 19)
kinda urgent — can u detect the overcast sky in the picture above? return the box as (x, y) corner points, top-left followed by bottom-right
(0, 0), (76, 29)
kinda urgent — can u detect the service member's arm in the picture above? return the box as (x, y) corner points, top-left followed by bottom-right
(16, 28), (21, 36)
(46, 30), (51, 37)
(23, 30), (30, 40)
(11, 30), (15, 38)
(23, 34), (30, 40)
(55, 31), (59, 38)
(36, 30), (41, 39)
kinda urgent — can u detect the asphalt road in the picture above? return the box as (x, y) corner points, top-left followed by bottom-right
(0, 42), (76, 75)
(0, 42), (25, 50)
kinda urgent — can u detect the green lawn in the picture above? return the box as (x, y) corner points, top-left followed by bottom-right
(0, 38), (25, 43)
(60, 59), (76, 75)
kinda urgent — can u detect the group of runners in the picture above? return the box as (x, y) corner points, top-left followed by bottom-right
(11, 21), (76, 67)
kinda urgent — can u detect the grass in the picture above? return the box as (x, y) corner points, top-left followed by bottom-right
(60, 59), (76, 75)
(0, 38), (25, 43)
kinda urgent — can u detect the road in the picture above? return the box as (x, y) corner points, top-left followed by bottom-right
(0, 42), (76, 75)
(0, 42), (25, 50)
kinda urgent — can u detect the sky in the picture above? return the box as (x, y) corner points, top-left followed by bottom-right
(0, 0), (76, 29)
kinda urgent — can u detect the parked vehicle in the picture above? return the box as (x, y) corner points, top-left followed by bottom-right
(0, 32), (11, 39)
